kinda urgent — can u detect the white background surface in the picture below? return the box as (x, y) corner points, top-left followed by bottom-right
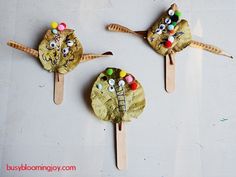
(0, 0), (236, 177)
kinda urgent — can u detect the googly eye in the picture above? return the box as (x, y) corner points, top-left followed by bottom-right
(159, 24), (165, 30)
(164, 18), (172, 25)
(168, 9), (175, 16)
(62, 47), (69, 55)
(96, 83), (102, 90)
(66, 40), (74, 47)
(49, 41), (56, 48)
(108, 79), (115, 86)
(108, 86), (115, 92)
(118, 80), (125, 87)
(155, 28), (162, 35)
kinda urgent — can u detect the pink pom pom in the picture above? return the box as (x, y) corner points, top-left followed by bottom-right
(58, 24), (65, 31)
(125, 75), (133, 84)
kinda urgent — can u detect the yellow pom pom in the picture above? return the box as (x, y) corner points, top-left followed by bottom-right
(51, 22), (58, 29)
(119, 70), (126, 77)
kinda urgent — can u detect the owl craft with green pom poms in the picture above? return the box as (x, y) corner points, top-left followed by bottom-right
(107, 3), (233, 93)
(90, 67), (146, 170)
(7, 21), (113, 104)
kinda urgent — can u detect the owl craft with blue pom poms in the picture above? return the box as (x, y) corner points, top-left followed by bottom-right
(107, 3), (233, 93)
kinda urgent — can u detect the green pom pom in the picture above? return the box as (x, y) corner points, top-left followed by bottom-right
(172, 22), (177, 26)
(175, 11), (182, 17)
(106, 68), (113, 76)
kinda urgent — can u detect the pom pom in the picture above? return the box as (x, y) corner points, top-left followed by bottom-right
(119, 70), (126, 77)
(106, 68), (113, 76)
(51, 22), (58, 29)
(168, 36), (174, 43)
(52, 29), (58, 34)
(175, 11), (182, 17)
(170, 15), (179, 22)
(167, 24), (174, 31)
(172, 22), (177, 27)
(58, 24), (65, 31)
(169, 30), (175, 35)
(164, 40), (172, 48)
(130, 82), (138, 90)
(125, 75), (133, 84)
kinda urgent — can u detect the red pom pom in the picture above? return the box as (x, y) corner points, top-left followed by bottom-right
(164, 40), (172, 48)
(130, 82), (138, 90)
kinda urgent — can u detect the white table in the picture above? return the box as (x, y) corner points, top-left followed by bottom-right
(0, 0), (235, 177)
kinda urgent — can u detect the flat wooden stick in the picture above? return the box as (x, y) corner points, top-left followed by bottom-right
(165, 54), (175, 93)
(115, 122), (127, 170)
(80, 51), (113, 63)
(190, 40), (233, 59)
(54, 72), (64, 105)
(107, 24), (146, 38)
(7, 40), (39, 58)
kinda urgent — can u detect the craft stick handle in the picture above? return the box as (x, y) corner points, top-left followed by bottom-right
(165, 54), (175, 93)
(115, 123), (127, 170)
(7, 40), (39, 58)
(54, 72), (64, 105)
(80, 51), (113, 63)
(190, 40), (233, 59)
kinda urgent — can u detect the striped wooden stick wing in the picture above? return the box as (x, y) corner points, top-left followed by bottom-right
(190, 40), (233, 59)
(7, 40), (39, 58)
(107, 24), (146, 37)
(80, 52), (113, 63)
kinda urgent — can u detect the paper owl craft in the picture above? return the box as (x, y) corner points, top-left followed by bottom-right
(90, 68), (146, 170)
(7, 22), (112, 104)
(107, 3), (233, 93)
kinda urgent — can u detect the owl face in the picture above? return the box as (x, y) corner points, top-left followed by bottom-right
(91, 68), (146, 123)
(38, 28), (83, 74)
(147, 4), (192, 56)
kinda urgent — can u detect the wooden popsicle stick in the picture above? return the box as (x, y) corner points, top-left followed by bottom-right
(54, 72), (64, 105)
(165, 54), (175, 93)
(115, 122), (127, 170)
